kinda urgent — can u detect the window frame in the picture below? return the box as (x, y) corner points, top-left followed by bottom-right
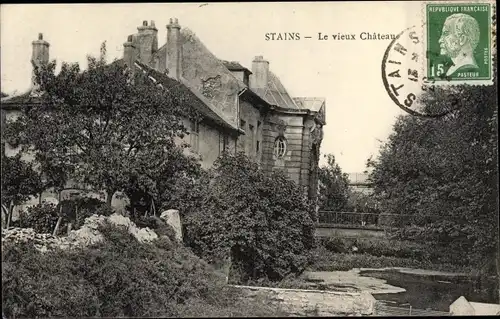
(190, 120), (200, 153)
(274, 136), (287, 158)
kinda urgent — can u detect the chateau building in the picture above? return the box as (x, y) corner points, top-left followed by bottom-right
(1, 18), (326, 209)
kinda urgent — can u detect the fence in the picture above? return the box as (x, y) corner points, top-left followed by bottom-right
(317, 211), (438, 228)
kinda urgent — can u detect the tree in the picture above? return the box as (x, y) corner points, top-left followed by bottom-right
(4, 42), (199, 210)
(1, 144), (43, 228)
(317, 154), (350, 212)
(368, 81), (497, 268)
(179, 153), (316, 283)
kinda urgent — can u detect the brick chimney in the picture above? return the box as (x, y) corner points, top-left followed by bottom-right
(31, 33), (49, 90)
(136, 20), (158, 66)
(123, 34), (138, 68)
(166, 18), (182, 79)
(250, 56), (269, 90)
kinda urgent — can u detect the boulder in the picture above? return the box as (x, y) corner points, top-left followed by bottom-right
(160, 209), (183, 242)
(449, 296), (475, 316)
(2, 213), (159, 253)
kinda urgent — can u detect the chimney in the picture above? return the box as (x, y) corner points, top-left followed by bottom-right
(31, 33), (50, 90)
(136, 20), (158, 66)
(166, 18), (182, 79)
(123, 34), (138, 68)
(250, 56), (269, 90)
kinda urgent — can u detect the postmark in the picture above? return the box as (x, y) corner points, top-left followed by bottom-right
(382, 25), (454, 117)
(424, 1), (494, 85)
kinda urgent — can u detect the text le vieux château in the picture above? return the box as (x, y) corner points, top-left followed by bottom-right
(265, 32), (396, 41)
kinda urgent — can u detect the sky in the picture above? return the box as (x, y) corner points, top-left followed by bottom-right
(0, 2), (424, 172)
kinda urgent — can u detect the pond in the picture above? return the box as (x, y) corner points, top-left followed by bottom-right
(359, 268), (498, 312)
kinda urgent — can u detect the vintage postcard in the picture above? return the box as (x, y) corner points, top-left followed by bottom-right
(1, 1), (498, 318)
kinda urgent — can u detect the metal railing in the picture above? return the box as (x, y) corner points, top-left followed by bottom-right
(317, 211), (438, 229)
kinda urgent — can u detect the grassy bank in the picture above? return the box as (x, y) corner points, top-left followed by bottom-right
(1, 223), (286, 318)
(308, 237), (476, 274)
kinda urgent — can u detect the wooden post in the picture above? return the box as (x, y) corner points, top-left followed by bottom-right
(152, 200), (156, 217)
(6, 200), (14, 229)
(52, 191), (63, 236)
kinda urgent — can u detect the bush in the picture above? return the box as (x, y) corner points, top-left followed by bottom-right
(18, 203), (59, 233)
(315, 236), (470, 267)
(178, 153), (316, 283)
(70, 197), (113, 229)
(1, 222), (285, 318)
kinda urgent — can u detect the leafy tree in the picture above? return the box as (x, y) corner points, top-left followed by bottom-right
(178, 153), (316, 283)
(4, 42), (199, 210)
(345, 190), (379, 214)
(1, 144), (43, 228)
(368, 81), (497, 268)
(317, 154), (350, 212)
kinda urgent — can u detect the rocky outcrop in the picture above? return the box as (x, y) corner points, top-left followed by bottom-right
(1, 213), (158, 253)
(450, 296), (500, 316)
(160, 209), (182, 241)
(231, 285), (376, 316)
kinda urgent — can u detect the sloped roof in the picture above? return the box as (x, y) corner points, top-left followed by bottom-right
(131, 59), (239, 132)
(293, 97), (325, 112)
(220, 60), (252, 73)
(152, 28), (246, 129)
(1, 90), (44, 109)
(251, 70), (300, 110)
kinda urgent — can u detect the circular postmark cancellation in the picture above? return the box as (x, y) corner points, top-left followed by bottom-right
(382, 25), (455, 118)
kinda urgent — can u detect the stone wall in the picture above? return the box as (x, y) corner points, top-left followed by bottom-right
(261, 114), (306, 185)
(237, 100), (263, 163)
(231, 285), (376, 316)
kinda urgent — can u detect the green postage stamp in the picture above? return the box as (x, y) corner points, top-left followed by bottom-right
(424, 1), (494, 85)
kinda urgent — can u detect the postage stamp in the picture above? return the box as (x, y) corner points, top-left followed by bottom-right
(423, 1), (494, 85)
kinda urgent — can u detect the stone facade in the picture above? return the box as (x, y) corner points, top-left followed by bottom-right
(1, 19), (326, 208)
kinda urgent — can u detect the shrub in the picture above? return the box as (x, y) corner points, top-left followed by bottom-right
(178, 153), (316, 283)
(1, 222), (284, 318)
(18, 203), (59, 233)
(308, 245), (472, 273)
(71, 197), (113, 229)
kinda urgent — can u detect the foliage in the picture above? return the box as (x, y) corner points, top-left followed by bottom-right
(309, 245), (471, 273)
(178, 152), (316, 283)
(367, 80), (498, 267)
(16, 197), (113, 233)
(1, 223), (285, 318)
(68, 197), (113, 229)
(1, 146), (43, 208)
(345, 190), (380, 214)
(18, 203), (60, 233)
(316, 236), (466, 265)
(4, 42), (200, 208)
(318, 154), (350, 212)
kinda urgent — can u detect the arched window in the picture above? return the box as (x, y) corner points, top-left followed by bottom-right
(274, 137), (287, 158)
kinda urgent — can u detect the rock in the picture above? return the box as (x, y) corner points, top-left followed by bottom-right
(160, 209), (183, 242)
(449, 296), (475, 316)
(2, 213), (159, 253)
(42, 197), (59, 205)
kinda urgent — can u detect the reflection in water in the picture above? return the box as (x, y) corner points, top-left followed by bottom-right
(360, 270), (498, 312)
